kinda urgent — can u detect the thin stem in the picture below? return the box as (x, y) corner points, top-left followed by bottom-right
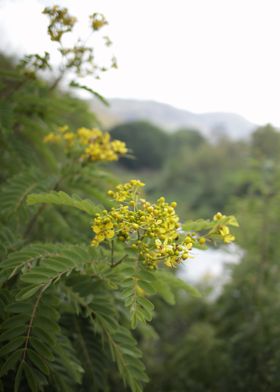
(24, 176), (64, 239)
(73, 318), (95, 383)
(23, 204), (46, 239)
(49, 40), (66, 91)
(49, 69), (66, 91)
(111, 254), (128, 268)
(110, 240), (115, 266)
(22, 285), (45, 360)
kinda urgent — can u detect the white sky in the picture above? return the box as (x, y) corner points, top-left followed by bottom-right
(1, 0), (280, 125)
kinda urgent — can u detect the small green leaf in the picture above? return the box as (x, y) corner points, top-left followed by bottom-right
(30, 337), (54, 361)
(137, 297), (154, 312)
(138, 280), (156, 295)
(32, 326), (56, 347)
(16, 286), (42, 301)
(27, 191), (100, 216)
(183, 219), (214, 232)
(23, 362), (39, 392)
(20, 271), (51, 284)
(69, 80), (109, 106)
(14, 361), (24, 392)
(0, 337), (24, 357)
(1, 314), (28, 331)
(0, 349), (23, 376)
(0, 326), (24, 343)
(28, 349), (49, 375)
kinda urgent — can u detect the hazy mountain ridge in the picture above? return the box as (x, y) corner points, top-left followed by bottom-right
(92, 98), (256, 139)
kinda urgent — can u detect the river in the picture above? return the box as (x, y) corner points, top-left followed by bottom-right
(178, 244), (243, 288)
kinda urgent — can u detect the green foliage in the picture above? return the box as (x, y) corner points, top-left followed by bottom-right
(251, 123), (280, 161)
(110, 121), (169, 170)
(27, 191), (101, 216)
(138, 125), (280, 392)
(110, 121), (251, 218)
(0, 2), (253, 391)
(119, 263), (156, 328)
(170, 128), (205, 152)
(0, 169), (54, 224)
(69, 81), (109, 107)
(0, 45), (210, 391)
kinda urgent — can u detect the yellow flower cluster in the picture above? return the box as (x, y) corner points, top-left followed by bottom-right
(91, 181), (238, 269)
(107, 179), (145, 202)
(90, 13), (108, 31)
(43, 133), (62, 143)
(213, 212), (236, 243)
(43, 6), (77, 42)
(92, 180), (198, 269)
(43, 126), (127, 162)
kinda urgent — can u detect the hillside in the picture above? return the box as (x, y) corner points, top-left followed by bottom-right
(92, 98), (256, 139)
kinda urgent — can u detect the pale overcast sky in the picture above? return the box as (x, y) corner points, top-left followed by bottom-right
(1, 0), (280, 126)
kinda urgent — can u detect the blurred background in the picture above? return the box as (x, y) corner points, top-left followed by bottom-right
(2, 0), (280, 390)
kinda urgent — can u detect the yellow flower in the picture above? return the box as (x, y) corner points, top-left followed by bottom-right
(91, 183), (238, 269)
(213, 212), (224, 221)
(43, 125), (127, 163)
(107, 180), (145, 202)
(218, 225), (235, 243)
(63, 132), (75, 146)
(111, 140), (128, 154)
(44, 133), (62, 143)
(224, 234), (235, 243)
(219, 225), (230, 237)
(199, 237), (206, 245)
(58, 125), (69, 133)
(92, 180), (194, 269)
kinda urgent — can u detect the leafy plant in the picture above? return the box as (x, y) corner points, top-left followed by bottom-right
(0, 3), (238, 392)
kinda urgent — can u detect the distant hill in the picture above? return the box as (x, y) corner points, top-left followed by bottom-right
(91, 98), (256, 140)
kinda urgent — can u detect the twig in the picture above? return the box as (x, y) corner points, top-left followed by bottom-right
(110, 240), (114, 266)
(111, 254), (128, 268)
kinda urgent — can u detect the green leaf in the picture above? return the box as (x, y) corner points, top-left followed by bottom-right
(16, 286), (42, 301)
(30, 337), (54, 361)
(138, 280), (156, 295)
(23, 362), (39, 392)
(27, 191), (100, 215)
(32, 326), (56, 347)
(5, 302), (33, 314)
(20, 271), (52, 284)
(0, 326), (25, 343)
(119, 262), (156, 328)
(153, 279), (175, 305)
(28, 349), (49, 375)
(103, 325), (148, 392)
(0, 337), (24, 357)
(156, 270), (201, 298)
(14, 361), (24, 392)
(0, 349), (23, 376)
(0, 169), (49, 220)
(54, 334), (84, 385)
(183, 219), (214, 232)
(1, 314), (28, 330)
(69, 80), (109, 106)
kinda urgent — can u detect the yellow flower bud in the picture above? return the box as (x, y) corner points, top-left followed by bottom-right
(199, 237), (206, 245)
(214, 212), (224, 221)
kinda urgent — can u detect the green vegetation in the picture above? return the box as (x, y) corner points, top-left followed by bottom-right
(110, 121), (169, 170)
(1, 3), (280, 392)
(110, 120), (280, 391)
(0, 4), (238, 392)
(0, 52), (237, 391)
(108, 118), (280, 391)
(110, 122), (249, 218)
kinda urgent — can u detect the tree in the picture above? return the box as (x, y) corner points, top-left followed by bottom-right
(110, 121), (169, 170)
(143, 125), (280, 392)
